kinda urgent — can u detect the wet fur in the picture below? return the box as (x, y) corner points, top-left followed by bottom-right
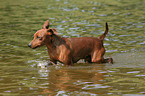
(28, 20), (113, 66)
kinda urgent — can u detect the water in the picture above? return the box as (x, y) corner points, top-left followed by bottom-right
(0, 0), (145, 95)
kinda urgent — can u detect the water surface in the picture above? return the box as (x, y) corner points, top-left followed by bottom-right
(0, 0), (145, 95)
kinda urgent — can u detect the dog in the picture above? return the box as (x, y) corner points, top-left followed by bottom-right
(28, 20), (113, 66)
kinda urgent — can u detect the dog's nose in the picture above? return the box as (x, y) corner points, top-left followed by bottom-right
(28, 44), (31, 48)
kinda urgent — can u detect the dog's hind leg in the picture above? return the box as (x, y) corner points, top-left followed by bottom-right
(91, 48), (105, 63)
(91, 50), (113, 64)
(91, 53), (102, 63)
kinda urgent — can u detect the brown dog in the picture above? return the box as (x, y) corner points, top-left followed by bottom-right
(28, 20), (113, 66)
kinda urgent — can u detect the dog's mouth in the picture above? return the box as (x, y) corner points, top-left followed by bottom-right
(32, 45), (40, 49)
(28, 44), (40, 49)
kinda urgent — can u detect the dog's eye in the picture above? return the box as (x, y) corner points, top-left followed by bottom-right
(37, 36), (40, 39)
(37, 36), (42, 40)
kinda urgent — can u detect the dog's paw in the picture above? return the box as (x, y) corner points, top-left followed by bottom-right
(108, 57), (113, 64)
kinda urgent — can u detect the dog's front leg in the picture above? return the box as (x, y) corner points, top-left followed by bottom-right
(64, 58), (73, 66)
(62, 53), (73, 66)
(50, 60), (57, 65)
(46, 59), (57, 66)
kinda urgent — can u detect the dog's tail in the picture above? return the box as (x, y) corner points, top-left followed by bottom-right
(99, 22), (109, 40)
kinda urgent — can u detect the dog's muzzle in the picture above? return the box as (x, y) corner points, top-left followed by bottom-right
(28, 44), (39, 49)
(28, 44), (31, 48)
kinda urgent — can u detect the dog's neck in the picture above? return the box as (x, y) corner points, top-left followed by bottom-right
(52, 35), (66, 47)
(46, 35), (66, 49)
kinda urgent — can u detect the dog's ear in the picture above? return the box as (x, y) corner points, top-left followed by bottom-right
(42, 20), (50, 29)
(47, 28), (58, 35)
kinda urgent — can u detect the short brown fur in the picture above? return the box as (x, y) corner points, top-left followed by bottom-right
(28, 20), (113, 66)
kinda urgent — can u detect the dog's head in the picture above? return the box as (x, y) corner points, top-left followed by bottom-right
(28, 20), (58, 49)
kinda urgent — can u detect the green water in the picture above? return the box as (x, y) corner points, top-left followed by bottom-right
(0, 0), (145, 95)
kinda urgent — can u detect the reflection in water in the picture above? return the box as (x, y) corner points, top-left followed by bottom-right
(37, 64), (106, 95)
